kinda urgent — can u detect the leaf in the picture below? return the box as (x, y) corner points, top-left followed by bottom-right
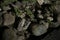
(26, 9), (35, 21)
(13, 6), (23, 17)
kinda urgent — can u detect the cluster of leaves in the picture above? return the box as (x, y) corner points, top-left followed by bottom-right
(13, 0), (36, 21)
(0, 0), (56, 23)
(0, 0), (36, 19)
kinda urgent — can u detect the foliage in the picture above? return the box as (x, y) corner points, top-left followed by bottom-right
(0, 0), (18, 7)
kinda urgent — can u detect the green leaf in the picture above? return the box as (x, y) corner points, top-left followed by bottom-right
(26, 9), (35, 20)
(14, 6), (23, 17)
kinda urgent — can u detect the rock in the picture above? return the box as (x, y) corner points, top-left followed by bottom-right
(24, 31), (30, 38)
(17, 18), (31, 31)
(39, 21), (49, 29)
(17, 31), (25, 40)
(32, 21), (49, 36)
(37, 10), (41, 14)
(17, 19), (26, 31)
(38, 14), (43, 19)
(32, 24), (47, 36)
(2, 28), (17, 40)
(37, 0), (44, 5)
(17, 36), (25, 40)
(47, 17), (53, 21)
(3, 12), (15, 26)
(23, 20), (31, 30)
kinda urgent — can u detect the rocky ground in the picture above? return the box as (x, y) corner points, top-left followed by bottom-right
(0, 0), (60, 40)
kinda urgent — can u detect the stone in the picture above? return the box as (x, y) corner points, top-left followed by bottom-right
(32, 21), (49, 36)
(3, 12), (15, 26)
(23, 20), (31, 30)
(38, 14), (43, 19)
(2, 28), (17, 40)
(17, 19), (26, 31)
(37, 0), (44, 5)
(37, 10), (41, 14)
(47, 17), (53, 21)
(32, 24), (47, 36)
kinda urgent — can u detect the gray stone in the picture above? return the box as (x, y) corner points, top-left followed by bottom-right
(3, 28), (17, 40)
(32, 21), (49, 36)
(23, 20), (31, 30)
(3, 12), (15, 26)
(37, 0), (44, 5)
(17, 19), (26, 31)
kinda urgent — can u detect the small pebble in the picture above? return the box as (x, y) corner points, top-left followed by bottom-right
(47, 17), (53, 21)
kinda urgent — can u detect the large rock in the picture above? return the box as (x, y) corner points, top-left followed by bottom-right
(2, 28), (17, 40)
(3, 13), (15, 26)
(32, 21), (49, 36)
